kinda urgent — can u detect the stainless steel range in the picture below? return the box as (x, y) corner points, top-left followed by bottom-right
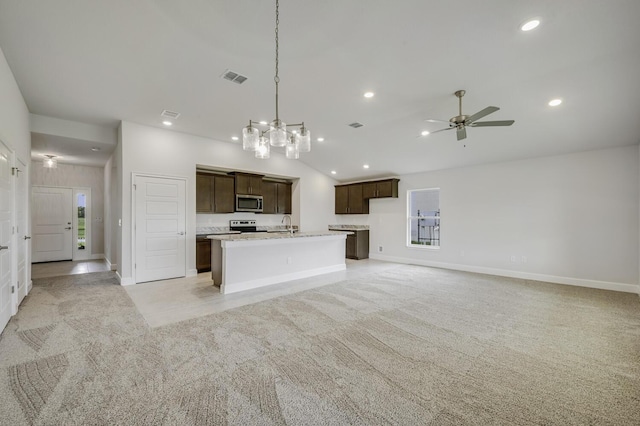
(229, 220), (266, 233)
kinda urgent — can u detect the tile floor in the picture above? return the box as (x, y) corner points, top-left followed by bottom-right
(30, 258), (401, 328)
(31, 259), (111, 279)
(126, 259), (402, 328)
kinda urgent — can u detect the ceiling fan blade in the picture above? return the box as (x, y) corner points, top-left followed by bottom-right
(430, 127), (454, 134)
(424, 118), (449, 123)
(466, 106), (499, 124)
(456, 126), (467, 141)
(470, 120), (515, 127)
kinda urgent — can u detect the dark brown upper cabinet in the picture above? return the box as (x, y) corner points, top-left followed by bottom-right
(196, 173), (213, 213)
(362, 178), (399, 199)
(196, 173), (235, 213)
(234, 172), (263, 195)
(335, 183), (368, 214)
(213, 175), (235, 213)
(336, 178), (399, 214)
(262, 181), (292, 214)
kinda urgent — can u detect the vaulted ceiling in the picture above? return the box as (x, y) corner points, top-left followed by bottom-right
(1, 0), (639, 181)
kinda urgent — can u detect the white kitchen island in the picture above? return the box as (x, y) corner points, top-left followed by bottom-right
(207, 231), (350, 294)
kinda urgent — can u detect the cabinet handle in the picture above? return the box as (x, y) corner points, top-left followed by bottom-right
(65, 227), (72, 230)
(24, 236), (31, 240)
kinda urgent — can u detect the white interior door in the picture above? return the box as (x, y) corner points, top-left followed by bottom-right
(0, 141), (13, 332)
(134, 175), (186, 283)
(15, 158), (28, 305)
(32, 186), (73, 262)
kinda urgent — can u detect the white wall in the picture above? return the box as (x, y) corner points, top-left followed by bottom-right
(30, 114), (117, 146)
(338, 145), (640, 291)
(31, 162), (105, 256)
(117, 121), (337, 284)
(0, 46), (30, 162)
(103, 155), (117, 269)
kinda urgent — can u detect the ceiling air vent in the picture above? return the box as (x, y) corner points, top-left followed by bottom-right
(221, 69), (248, 85)
(348, 122), (364, 128)
(161, 110), (181, 120)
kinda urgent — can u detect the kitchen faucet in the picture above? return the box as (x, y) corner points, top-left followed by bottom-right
(281, 215), (293, 234)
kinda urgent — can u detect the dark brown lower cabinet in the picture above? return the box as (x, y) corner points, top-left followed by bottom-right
(346, 230), (369, 260)
(196, 237), (211, 272)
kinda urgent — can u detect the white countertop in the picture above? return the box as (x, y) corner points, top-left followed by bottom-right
(207, 230), (351, 241)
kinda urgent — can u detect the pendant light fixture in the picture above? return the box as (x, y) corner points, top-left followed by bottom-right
(242, 0), (310, 159)
(43, 154), (58, 169)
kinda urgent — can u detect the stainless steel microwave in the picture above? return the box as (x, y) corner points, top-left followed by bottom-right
(236, 194), (263, 212)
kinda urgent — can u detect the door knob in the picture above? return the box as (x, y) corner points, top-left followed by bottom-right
(24, 236), (31, 240)
(178, 231), (185, 235)
(65, 227), (72, 230)
(0, 246), (8, 251)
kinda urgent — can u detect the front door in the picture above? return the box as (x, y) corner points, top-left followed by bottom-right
(134, 175), (186, 283)
(32, 186), (73, 262)
(0, 141), (13, 332)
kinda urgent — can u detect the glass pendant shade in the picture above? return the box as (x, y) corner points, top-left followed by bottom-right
(240, 0), (310, 161)
(285, 140), (299, 159)
(242, 126), (259, 151)
(297, 128), (311, 152)
(255, 136), (270, 159)
(269, 120), (287, 147)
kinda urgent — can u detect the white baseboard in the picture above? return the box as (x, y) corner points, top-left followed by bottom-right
(369, 254), (640, 294)
(187, 268), (198, 277)
(116, 271), (135, 286)
(105, 258), (117, 271)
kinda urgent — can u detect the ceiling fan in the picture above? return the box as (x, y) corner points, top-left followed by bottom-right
(425, 90), (514, 141)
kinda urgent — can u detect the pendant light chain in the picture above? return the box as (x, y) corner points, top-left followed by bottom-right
(241, 0), (311, 159)
(274, 0), (280, 120)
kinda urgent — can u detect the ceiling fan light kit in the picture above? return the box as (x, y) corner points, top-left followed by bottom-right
(426, 89), (515, 141)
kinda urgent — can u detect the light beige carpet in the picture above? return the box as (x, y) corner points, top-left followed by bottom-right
(0, 266), (638, 425)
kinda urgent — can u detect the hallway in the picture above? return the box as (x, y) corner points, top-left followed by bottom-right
(31, 259), (110, 279)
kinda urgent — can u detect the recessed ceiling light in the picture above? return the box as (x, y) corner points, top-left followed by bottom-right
(421, 130), (430, 136)
(162, 120), (173, 126)
(259, 121), (268, 125)
(521, 19), (540, 32)
(91, 147), (101, 152)
(331, 170), (337, 175)
(317, 137), (324, 142)
(231, 136), (239, 141)
(364, 92), (375, 98)
(363, 164), (370, 169)
(548, 98), (562, 106)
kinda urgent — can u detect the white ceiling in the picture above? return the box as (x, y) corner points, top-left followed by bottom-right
(1, 0), (639, 181)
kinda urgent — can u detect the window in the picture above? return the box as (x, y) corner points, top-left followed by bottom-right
(408, 188), (440, 248)
(77, 193), (86, 250)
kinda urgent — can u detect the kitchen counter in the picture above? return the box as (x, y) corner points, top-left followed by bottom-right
(207, 230), (350, 242)
(328, 224), (370, 231)
(207, 231), (349, 294)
